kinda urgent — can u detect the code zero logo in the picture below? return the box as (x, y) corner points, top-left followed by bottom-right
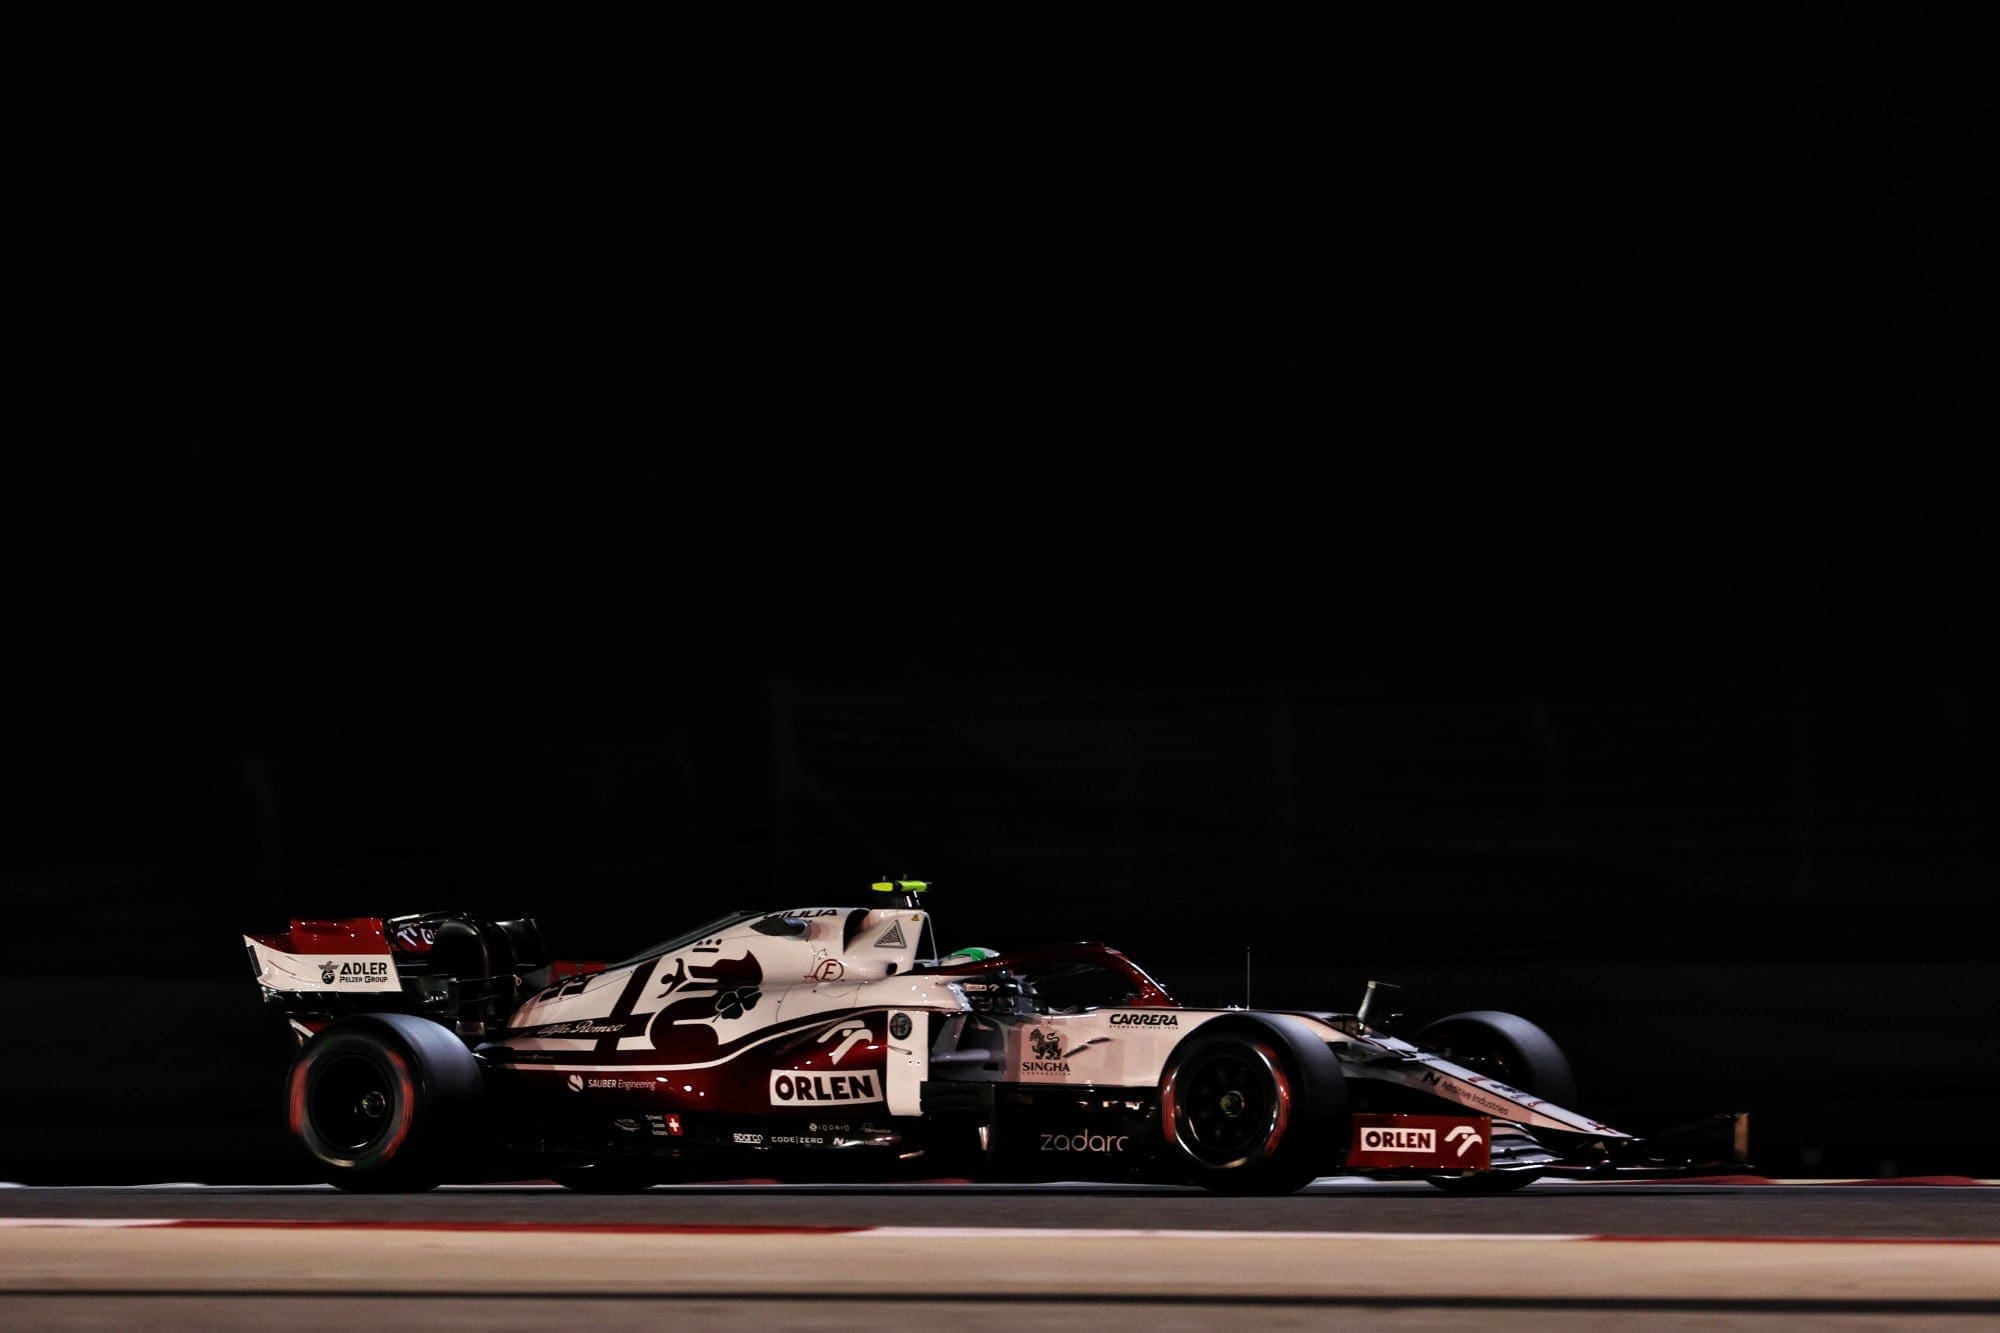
(1360, 1126), (1436, 1153)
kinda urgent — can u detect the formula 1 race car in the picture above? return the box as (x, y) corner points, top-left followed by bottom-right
(243, 881), (1745, 1193)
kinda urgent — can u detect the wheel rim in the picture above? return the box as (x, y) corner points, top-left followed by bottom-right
(310, 1054), (397, 1153)
(1165, 1040), (1291, 1169)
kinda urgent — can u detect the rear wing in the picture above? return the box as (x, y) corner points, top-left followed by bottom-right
(243, 911), (594, 1043)
(244, 917), (400, 995)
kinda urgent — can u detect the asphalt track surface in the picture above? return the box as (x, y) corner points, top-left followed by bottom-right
(6, 1179), (1998, 1329)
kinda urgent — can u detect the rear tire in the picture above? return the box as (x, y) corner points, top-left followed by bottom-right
(287, 1013), (482, 1192)
(1159, 1017), (1343, 1195)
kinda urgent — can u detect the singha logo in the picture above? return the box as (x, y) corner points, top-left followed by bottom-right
(1030, 1029), (1063, 1061)
(319, 961), (337, 985)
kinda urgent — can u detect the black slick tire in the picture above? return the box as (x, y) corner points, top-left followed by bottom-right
(286, 1013), (482, 1192)
(1415, 1010), (1574, 1195)
(1158, 1015), (1344, 1195)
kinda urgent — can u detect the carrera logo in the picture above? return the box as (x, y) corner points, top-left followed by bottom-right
(1109, 1012), (1178, 1027)
(770, 1071), (883, 1105)
(1361, 1127), (1436, 1153)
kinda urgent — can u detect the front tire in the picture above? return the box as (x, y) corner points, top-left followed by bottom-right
(1415, 1010), (1573, 1195)
(1416, 1010), (1576, 1107)
(286, 1013), (482, 1192)
(1159, 1017), (1343, 1195)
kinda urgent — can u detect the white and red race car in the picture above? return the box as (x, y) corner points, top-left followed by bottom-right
(244, 881), (1743, 1192)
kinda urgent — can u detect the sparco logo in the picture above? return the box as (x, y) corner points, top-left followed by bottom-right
(1039, 1131), (1130, 1153)
(770, 1071), (882, 1105)
(1361, 1127), (1436, 1152)
(1109, 1012), (1178, 1028)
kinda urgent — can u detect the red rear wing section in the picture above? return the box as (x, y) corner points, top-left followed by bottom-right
(246, 917), (391, 955)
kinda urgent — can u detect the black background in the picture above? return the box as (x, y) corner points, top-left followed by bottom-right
(5, 7), (1991, 1181)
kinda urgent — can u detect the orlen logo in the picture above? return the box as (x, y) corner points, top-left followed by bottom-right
(770, 1071), (883, 1105)
(1361, 1126), (1436, 1153)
